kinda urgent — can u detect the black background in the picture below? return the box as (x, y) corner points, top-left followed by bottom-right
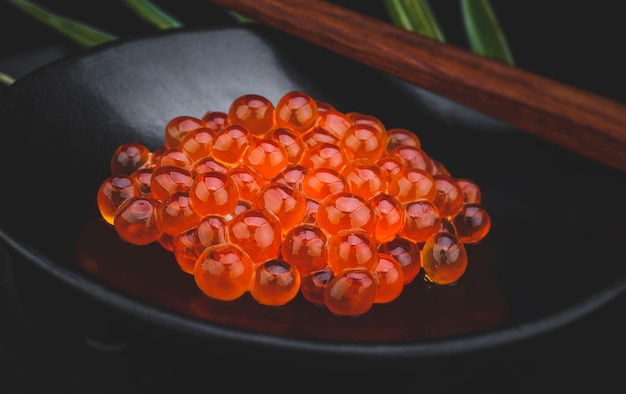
(1, 1), (625, 392)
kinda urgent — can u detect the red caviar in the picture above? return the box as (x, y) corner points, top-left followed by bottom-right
(98, 90), (492, 316)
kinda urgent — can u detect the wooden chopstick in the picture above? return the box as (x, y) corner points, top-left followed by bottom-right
(207, 0), (626, 173)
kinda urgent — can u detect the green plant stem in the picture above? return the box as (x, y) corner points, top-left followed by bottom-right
(226, 10), (256, 24)
(121, 0), (183, 29)
(6, 0), (117, 47)
(383, 0), (445, 42)
(0, 72), (16, 86)
(461, 0), (514, 65)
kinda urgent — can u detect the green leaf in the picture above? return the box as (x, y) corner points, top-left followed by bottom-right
(6, 0), (117, 47)
(0, 71), (16, 86)
(461, 0), (514, 65)
(121, 0), (183, 29)
(226, 10), (256, 24)
(383, 0), (445, 42)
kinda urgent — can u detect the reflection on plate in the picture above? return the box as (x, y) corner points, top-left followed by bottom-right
(75, 217), (506, 342)
(1, 25), (626, 360)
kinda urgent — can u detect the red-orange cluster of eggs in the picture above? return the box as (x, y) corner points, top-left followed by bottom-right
(96, 91), (491, 316)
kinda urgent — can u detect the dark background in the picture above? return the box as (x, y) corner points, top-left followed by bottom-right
(1, 1), (625, 392)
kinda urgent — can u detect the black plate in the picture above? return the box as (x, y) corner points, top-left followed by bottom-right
(1, 25), (626, 363)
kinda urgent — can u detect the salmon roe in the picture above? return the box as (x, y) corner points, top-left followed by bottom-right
(97, 91), (492, 316)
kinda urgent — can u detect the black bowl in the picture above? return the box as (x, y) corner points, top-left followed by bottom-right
(1, 25), (625, 365)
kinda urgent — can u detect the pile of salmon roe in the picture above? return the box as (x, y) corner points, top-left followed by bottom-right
(96, 91), (491, 317)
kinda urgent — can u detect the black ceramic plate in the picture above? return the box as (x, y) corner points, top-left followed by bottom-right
(1, 25), (626, 363)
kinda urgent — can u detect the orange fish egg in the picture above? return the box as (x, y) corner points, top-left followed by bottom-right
(421, 232), (468, 286)
(164, 115), (205, 148)
(228, 94), (275, 137)
(210, 124), (253, 166)
(189, 171), (239, 217)
(327, 228), (379, 273)
(241, 138), (290, 180)
(323, 268), (377, 317)
(400, 199), (442, 244)
(194, 243), (255, 301)
(378, 236), (422, 284)
(113, 197), (162, 246)
(110, 142), (151, 176)
(281, 223), (329, 276)
(252, 183), (306, 234)
(97, 174), (139, 225)
(315, 192), (377, 235)
(301, 167), (348, 201)
(202, 110), (229, 132)
(249, 260), (301, 306)
(275, 90), (319, 133)
(373, 253), (405, 304)
(226, 208), (282, 264)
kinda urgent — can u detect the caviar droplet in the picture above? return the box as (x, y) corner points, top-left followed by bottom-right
(193, 215), (227, 255)
(379, 237), (422, 284)
(376, 156), (404, 181)
(388, 145), (432, 173)
(452, 203), (491, 244)
(114, 197), (162, 246)
(324, 268), (377, 317)
(210, 124), (253, 166)
(303, 198), (320, 224)
(172, 227), (198, 274)
(157, 147), (193, 170)
(373, 253), (405, 304)
(226, 208), (282, 264)
(281, 223), (328, 276)
(130, 168), (153, 197)
(316, 109), (352, 139)
(387, 128), (421, 150)
(387, 168), (437, 204)
(150, 166), (192, 201)
(191, 156), (229, 177)
(253, 183), (306, 234)
(301, 167), (348, 201)
(164, 115), (205, 148)
(327, 228), (379, 273)
(97, 175), (139, 225)
(228, 165), (268, 204)
(342, 160), (387, 200)
(194, 243), (255, 301)
(400, 199), (442, 244)
(316, 192), (377, 235)
(275, 90), (319, 133)
(341, 123), (386, 162)
(300, 266), (334, 306)
(370, 193), (405, 244)
(432, 174), (464, 218)
(456, 178), (482, 204)
(271, 164), (308, 191)
(301, 126), (340, 148)
(269, 127), (306, 165)
(300, 142), (349, 173)
(179, 127), (216, 163)
(228, 94), (275, 137)
(202, 111), (229, 132)
(110, 142), (150, 176)
(421, 232), (468, 285)
(156, 191), (201, 236)
(250, 259), (301, 306)
(189, 171), (239, 217)
(241, 138), (290, 180)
